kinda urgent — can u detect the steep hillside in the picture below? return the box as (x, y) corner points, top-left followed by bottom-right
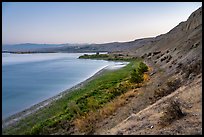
(102, 76), (202, 135)
(129, 7), (202, 64)
(96, 6), (202, 135)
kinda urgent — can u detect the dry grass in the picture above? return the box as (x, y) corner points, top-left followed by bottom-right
(152, 78), (181, 102)
(73, 89), (139, 134)
(148, 66), (153, 72)
(159, 99), (185, 127)
(143, 73), (150, 81)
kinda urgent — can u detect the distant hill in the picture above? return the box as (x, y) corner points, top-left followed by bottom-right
(2, 6), (202, 55)
(2, 43), (81, 52)
(2, 37), (156, 53)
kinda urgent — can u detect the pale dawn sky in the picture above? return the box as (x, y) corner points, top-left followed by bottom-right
(2, 2), (202, 44)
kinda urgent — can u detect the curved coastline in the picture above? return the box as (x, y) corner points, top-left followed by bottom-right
(2, 65), (111, 129)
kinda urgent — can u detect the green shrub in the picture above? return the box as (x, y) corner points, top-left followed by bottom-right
(138, 62), (148, 73)
(66, 101), (81, 116)
(87, 97), (99, 111)
(111, 83), (128, 97)
(28, 123), (44, 135)
(130, 69), (144, 83)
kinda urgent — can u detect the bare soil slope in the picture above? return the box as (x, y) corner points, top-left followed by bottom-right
(95, 7), (202, 135)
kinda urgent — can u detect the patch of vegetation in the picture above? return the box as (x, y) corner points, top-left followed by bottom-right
(78, 53), (136, 61)
(138, 62), (148, 73)
(182, 60), (202, 79)
(130, 69), (143, 83)
(130, 62), (148, 83)
(73, 89), (137, 134)
(160, 99), (185, 126)
(166, 79), (181, 92)
(3, 60), (148, 135)
(151, 78), (181, 102)
(79, 53), (109, 59)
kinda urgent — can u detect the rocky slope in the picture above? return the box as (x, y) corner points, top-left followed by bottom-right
(102, 76), (202, 135)
(129, 7), (202, 63)
(94, 7), (202, 135)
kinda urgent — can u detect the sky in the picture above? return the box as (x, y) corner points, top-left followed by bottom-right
(2, 2), (202, 45)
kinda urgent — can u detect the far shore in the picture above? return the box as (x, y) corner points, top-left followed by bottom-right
(2, 64), (124, 129)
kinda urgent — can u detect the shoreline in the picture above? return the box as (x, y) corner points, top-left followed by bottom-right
(2, 65), (111, 129)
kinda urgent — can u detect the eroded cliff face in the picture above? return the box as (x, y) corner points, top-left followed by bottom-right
(185, 7), (202, 31)
(126, 6), (202, 76)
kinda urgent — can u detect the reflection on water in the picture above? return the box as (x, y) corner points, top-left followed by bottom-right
(106, 62), (129, 70)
